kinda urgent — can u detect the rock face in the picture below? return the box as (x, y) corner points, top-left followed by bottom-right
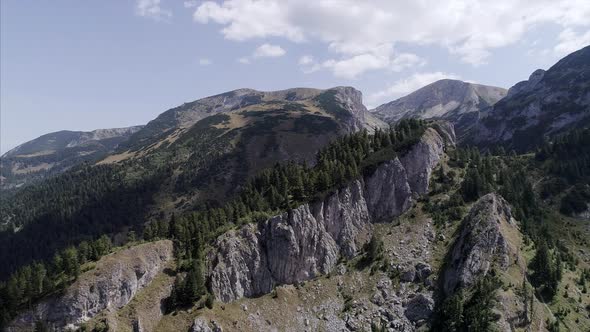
(209, 125), (454, 303)
(400, 125), (452, 195)
(8, 240), (174, 331)
(469, 45), (590, 152)
(442, 194), (517, 295)
(371, 79), (506, 137)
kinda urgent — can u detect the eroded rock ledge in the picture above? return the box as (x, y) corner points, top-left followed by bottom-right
(209, 125), (454, 303)
(8, 240), (174, 331)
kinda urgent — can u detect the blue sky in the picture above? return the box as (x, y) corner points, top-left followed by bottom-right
(2, 0), (589, 153)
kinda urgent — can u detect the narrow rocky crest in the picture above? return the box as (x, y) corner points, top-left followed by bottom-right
(442, 193), (517, 295)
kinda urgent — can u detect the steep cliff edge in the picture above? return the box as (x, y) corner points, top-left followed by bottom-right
(208, 125), (454, 303)
(8, 240), (174, 331)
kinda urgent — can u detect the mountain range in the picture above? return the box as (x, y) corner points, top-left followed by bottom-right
(1, 46), (589, 332)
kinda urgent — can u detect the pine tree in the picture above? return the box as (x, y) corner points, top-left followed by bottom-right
(62, 247), (80, 278)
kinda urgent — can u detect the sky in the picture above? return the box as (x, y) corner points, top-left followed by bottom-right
(2, 0), (590, 154)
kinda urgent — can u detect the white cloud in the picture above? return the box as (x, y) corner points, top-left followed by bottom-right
(298, 44), (424, 79)
(253, 43), (286, 57)
(136, 0), (172, 21)
(199, 58), (212, 66)
(193, 0), (304, 42)
(554, 28), (590, 56)
(367, 72), (461, 107)
(238, 43), (286, 64)
(190, 0), (590, 69)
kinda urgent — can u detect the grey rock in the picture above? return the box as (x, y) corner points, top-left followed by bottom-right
(414, 263), (432, 282)
(442, 193), (516, 295)
(400, 127), (449, 195)
(400, 268), (416, 283)
(9, 240), (174, 331)
(190, 318), (212, 332)
(404, 294), (434, 322)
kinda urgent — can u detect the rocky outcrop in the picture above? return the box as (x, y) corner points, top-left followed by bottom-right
(190, 318), (222, 332)
(364, 158), (412, 222)
(209, 180), (373, 302)
(209, 126), (454, 303)
(8, 240), (174, 331)
(400, 127), (451, 195)
(442, 194), (517, 295)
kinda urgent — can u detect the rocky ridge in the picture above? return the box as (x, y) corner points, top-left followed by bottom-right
(469, 45), (590, 151)
(208, 124), (454, 303)
(8, 240), (174, 331)
(441, 193), (536, 331)
(442, 193), (518, 295)
(0, 125), (143, 190)
(121, 86), (386, 153)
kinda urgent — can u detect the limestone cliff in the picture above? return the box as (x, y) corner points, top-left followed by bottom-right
(8, 240), (174, 331)
(208, 125), (454, 303)
(442, 193), (517, 295)
(440, 193), (541, 331)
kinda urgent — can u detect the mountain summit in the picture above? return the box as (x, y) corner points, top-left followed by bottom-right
(371, 79), (507, 136)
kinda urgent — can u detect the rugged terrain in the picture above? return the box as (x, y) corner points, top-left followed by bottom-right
(1, 46), (590, 332)
(467, 45), (590, 151)
(0, 86), (385, 277)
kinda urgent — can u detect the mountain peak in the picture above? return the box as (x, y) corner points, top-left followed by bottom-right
(371, 80), (507, 128)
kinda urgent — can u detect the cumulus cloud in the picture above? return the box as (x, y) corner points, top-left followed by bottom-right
(298, 45), (424, 79)
(193, 0), (304, 42)
(190, 0), (590, 70)
(253, 43), (286, 57)
(367, 72), (461, 107)
(554, 28), (590, 56)
(136, 0), (172, 21)
(238, 44), (286, 64)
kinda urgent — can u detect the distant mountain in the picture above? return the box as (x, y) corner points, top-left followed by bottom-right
(120, 87), (384, 153)
(371, 79), (507, 137)
(468, 45), (590, 152)
(0, 126), (143, 190)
